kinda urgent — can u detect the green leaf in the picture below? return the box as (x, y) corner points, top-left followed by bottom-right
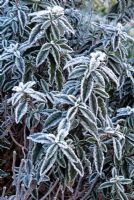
(117, 190), (129, 200)
(55, 69), (64, 90)
(93, 145), (104, 175)
(113, 137), (122, 160)
(40, 79), (49, 93)
(89, 93), (98, 116)
(99, 181), (113, 189)
(15, 56), (25, 74)
(29, 24), (41, 44)
(59, 17), (74, 34)
(79, 105), (96, 123)
(79, 111), (98, 138)
(98, 97), (107, 119)
(67, 163), (77, 182)
(40, 152), (57, 176)
(67, 106), (78, 121)
(61, 146), (79, 163)
(51, 22), (60, 39)
(0, 169), (10, 178)
(41, 20), (51, 31)
(44, 111), (62, 129)
(116, 182), (124, 192)
(51, 45), (60, 66)
(102, 66), (119, 86)
(126, 133), (134, 142)
(36, 47), (50, 66)
(111, 34), (120, 51)
(94, 87), (109, 99)
(57, 118), (71, 139)
(81, 75), (94, 102)
(69, 65), (86, 79)
(119, 178), (132, 185)
(71, 160), (84, 177)
(18, 10), (27, 29)
(45, 144), (58, 160)
(27, 133), (54, 144)
(93, 71), (105, 87)
(15, 100), (28, 123)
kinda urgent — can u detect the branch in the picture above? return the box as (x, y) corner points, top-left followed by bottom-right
(81, 174), (99, 200)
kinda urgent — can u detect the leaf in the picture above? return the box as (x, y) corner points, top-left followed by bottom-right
(119, 178), (132, 185)
(117, 191), (129, 200)
(23, 81), (36, 89)
(18, 10), (27, 29)
(15, 100), (28, 123)
(81, 75), (94, 102)
(93, 71), (105, 87)
(89, 93), (98, 116)
(28, 90), (46, 102)
(57, 118), (71, 139)
(79, 110), (98, 138)
(48, 60), (56, 84)
(99, 181), (113, 189)
(44, 111), (62, 129)
(0, 169), (10, 178)
(27, 133), (55, 144)
(15, 56), (25, 74)
(51, 45), (60, 66)
(126, 133), (134, 142)
(60, 43), (73, 53)
(67, 106), (78, 122)
(79, 105), (96, 123)
(36, 49), (50, 66)
(41, 20), (51, 31)
(61, 146), (79, 163)
(118, 0), (126, 12)
(55, 69), (64, 90)
(113, 137), (122, 160)
(64, 56), (90, 70)
(40, 153), (57, 176)
(51, 22), (60, 39)
(116, 182), (125, 192)
(57, 155), (66, 168)
(71, 160), (84, 177)
(67, 163), (77, 183)
(69, 65), (86, 79)
(111, 34), (120, 51)
(94, 87), (109, 99)
(93, 145), (104, 175)
(45, 144), (58, 160)
(112, 167), (118, 177)
(98, 97), (107, 119)
(29, 24), (42, 44)
(23, 174), (32, 188)
(102, 66), (119, 86)
(59, 17), (74, 34)
(25, 159), (33, 174)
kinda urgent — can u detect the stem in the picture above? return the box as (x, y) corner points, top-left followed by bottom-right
(40, 179), (59, 200)
(53, 184), (61, 200)
(12, 151), (17, 178)
(69, 176), (83, 200)
(81, 175), (99, 200)
(8, 127), (27, 154)
(2, 187), (6, 197)
(16, 159), (25, 200)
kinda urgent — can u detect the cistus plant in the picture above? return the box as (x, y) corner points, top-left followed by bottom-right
(0, 0), (134, 199)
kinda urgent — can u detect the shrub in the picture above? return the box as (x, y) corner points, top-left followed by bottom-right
(0, 0), (134, 199)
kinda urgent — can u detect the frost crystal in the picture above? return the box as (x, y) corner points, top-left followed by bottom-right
(116, 23), (123, 34)
(51, 6), (64, 15)
(29, 6), (64, 17)
(90, 51), (106, 69)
